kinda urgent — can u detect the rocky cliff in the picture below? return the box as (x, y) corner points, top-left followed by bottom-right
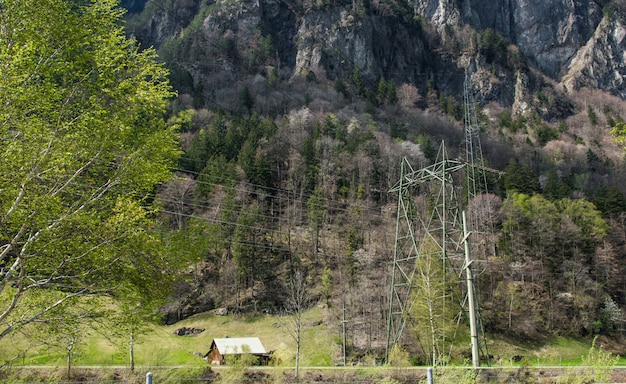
(455, 0), (604, 80)
(122, 0), (625, 106)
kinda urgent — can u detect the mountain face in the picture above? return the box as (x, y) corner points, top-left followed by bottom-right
(455, 0), (603, 80)
(123, 0), (626, 102)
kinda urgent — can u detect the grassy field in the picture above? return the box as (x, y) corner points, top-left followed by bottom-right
(1, 305), (624, 370)
(1, 305), (335, 368)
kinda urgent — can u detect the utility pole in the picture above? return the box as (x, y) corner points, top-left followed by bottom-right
(342, 302), (347, 366)
(463, 210), (480, 367)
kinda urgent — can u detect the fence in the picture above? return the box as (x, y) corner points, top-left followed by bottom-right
(10, 366), (626, 383)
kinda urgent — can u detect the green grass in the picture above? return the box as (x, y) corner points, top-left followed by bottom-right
(2, 307), (623, 371)
(3, 306), (336, 368)
(484, 335), (597, 367)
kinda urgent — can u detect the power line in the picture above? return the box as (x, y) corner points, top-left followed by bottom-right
(169, 167), (387, 218)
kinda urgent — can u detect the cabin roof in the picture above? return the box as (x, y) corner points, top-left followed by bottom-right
(211, 337), (267, 355)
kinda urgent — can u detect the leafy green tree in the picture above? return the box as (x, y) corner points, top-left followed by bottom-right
(302, 135), (319, 192)
(335, 77), (349, 98)
(196, 155), (240, 199)
(410, 238), (459, 366)
(109, 292), (160, 372)
(499, 193), (560, 262)
(558, 198), (608, 253)
(0, 0), (180, 343)
(611, 120), (626, 151)
(587, 105), (598, 125)
(30, 298), (96, 378)
(320, 266), (333, 308)
(559, 337), (618, 383)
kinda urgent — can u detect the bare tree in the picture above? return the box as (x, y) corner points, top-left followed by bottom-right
(158, 175), (196, 230)
(282, 269), (310, 378)
(397, 83), (420, 109)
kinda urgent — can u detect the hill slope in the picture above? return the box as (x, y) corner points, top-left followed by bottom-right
(118, 0), (626, 365)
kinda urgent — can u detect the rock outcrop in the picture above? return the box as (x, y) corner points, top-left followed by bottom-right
(123, 0), (626, 104)
(562, 12), (626, 98)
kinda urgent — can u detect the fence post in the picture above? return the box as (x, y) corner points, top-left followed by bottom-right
(427, 367), (434, 384)
(146, 371), (153, 384)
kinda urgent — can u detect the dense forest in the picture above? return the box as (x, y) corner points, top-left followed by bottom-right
(121, 0), (626, 364)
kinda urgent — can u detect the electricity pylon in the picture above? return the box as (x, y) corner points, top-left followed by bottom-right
(462, 71), (489, 367)
(385, 143), (467, 364)
(463, 70), (489, 204)
(385, 71), (493, 366)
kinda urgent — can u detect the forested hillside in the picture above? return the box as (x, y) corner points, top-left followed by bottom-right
(121, 0), (626, 364)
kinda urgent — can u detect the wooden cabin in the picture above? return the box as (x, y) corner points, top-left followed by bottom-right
(205, 337), (271, 365)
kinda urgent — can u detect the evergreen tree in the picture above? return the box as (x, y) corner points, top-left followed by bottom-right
(503, 159), (540, 194)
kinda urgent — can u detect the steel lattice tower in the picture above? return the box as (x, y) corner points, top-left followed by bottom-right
(462, 71), (491, 366)
(385, 71), (492, 366)
(463, 70), (489, 203)
(385, 143), (467, 364)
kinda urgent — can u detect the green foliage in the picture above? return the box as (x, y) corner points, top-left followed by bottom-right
(268, 66), (279, 86)
(557, 337), (618, 383)
(0, 0), (181, 342)
(302, 134), (319, 191)
(587, 105), (598, 125)
(439, 94), (463, 120)
(543, 169), (573, 200)
(611, 120), (626, 150)
(499, 110), (514, 128)
(499, 191), (608, 281)
(435, 368), (478, 384)
(232, 202), (270, 290)
(499, 192), (559, 262)
(603, 2), (623, 19)
(240, 86), (254, 112)
(386, 344), (411, 366)
(535, 124), (559, 146)
(390, 121), (408, 140)
(307, 187), (327, 228)
(196, 155), (240, 198)
(480, 28), (508, 64)
(410, 238), (460, 365)
(165, 217), (222, 263)
(387, 80), (398, 105)
(320, 267), (333, 307)
(352, 66), (365, 96)
(168, 109), (195, 132)
(557, 198), (609, 247)
(502, 160), (539, 194)
(592, 185), (626, 215)
(377, 78), (388, 105)
(413, 134), (437, 161)
(335, 78), (349, 98)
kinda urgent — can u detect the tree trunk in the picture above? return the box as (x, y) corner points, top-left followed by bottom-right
(130, 332), (135, 372)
